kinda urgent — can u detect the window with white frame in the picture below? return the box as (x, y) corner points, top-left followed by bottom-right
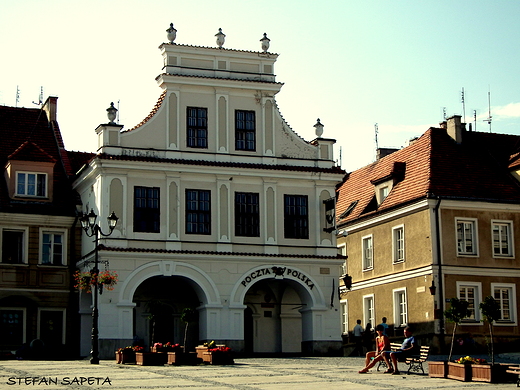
(40, 230), (66, 265)
(338, 244), (347, 275)
(340, 300), (348, 335)
(392, 225), (405, 263)
(492, 220), (514, 258)
(1, 228), (26, 264)
(457, 281), (481, 322)
(393, 288), (408, 327)
(456, 218), (478, 256)
(16, 172), (47, 197)
(380, 186), (389, 202)
(492, 283), (517, 324)
(363, 295), (375, 328)
(362, 235), (373, 270)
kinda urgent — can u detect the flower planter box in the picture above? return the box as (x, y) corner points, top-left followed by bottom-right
(471, 363), (512, 383)
(196, 346), (208, 359)
(167, 351), (198, 365)
(447, 362), (471, 382)
(202, 351), (234, 365)
(428, 361), (447, 378)
(116, 350), (136, 364)
(135, 352), (167, 366)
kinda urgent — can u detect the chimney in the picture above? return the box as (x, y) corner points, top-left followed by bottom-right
(42, 96), (58, 122)
(376, 148), (399, 160)
(446, 115), (465, 144)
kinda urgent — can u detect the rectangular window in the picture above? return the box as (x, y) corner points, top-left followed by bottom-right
(134, 186), (160, 233)
(38, 309), (65, 345)
(235, 110), (255, 151)
(456, 218), (478, 256)
(2, 230), (24, 264)
(235, 192), (260, 237)
(457, 282), (481, 322)
(338, 245), (347, 275)
(16, 172), (47, 197)
(284, 195), (308, 239)
(186, 189), (211, 234)
(392, 225), (405, 263)
(492, 283), (516, 324)
(187, 107), (208, 148)
(363, 295), (375, 329)
(492, 220), (513, 257)
(42, 232), (64, 265)
(393, 288), (408, 327)
(340, 300), (349, 335)
(362, 235), (373, 270)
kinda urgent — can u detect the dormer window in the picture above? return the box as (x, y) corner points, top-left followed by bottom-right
(380, 186), (389, 202)
(16, 172), (47, 197)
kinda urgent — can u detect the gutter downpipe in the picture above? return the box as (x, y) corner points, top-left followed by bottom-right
(434, 196), (446, 353)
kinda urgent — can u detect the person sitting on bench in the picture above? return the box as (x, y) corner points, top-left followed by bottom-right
(385, 326), (417, 375)
(358, 324), (391, 373)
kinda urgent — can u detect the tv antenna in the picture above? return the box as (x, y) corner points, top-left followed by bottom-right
(442, 107), (447, 121)
(15, 86), (20, 107)
(461, 87), (466, 124)
(374, 123), (379, 150)
(32, 86), (43, 106)
(483, 88), (492, 132)
(473, 110), (477, 132)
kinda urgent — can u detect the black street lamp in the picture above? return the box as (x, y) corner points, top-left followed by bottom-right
(79, 209), (118, 364)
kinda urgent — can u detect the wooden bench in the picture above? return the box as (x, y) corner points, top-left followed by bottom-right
(377, 343), (430, 375)
(376, 343), (401, 371)
(404, 345), (430, 375)
(506, 365), (520, 387)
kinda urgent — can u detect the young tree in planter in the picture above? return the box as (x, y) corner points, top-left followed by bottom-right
(181, 307), (197, 353)
(444, 297), (471, 362)
(479, 295), (501, 365)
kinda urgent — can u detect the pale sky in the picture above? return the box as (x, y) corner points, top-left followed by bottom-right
(2, 0), (520, 172)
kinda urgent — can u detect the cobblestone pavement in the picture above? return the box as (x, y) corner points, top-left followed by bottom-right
(0, 355), (518, 389)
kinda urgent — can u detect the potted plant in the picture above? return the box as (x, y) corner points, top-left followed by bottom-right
(472, 295), (510, 383)
(73, 271), (93, 293)
(202, 346), (234, 365)
(116, 346), (135, 364)
(196, 340), (215, 359)
(429, 297), (471, 379)
(97, 270), (118, 292)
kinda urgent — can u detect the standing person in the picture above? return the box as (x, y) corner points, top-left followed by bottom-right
(378, 317), (389, 336)
(363, 323), (373, 354)
(385, 326), (417, 375)
(353, 319), (364, 357)
(358, 324), (391, 373)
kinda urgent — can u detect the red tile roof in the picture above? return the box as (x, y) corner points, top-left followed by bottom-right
(337, 127), (520, 226)
(0, 105), (78, 215)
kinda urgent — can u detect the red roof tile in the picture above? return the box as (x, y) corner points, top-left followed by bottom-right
(337, 127), (520, 226)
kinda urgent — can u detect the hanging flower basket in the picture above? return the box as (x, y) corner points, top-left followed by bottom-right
(73, 271), (93, 293)
(73, 270), (118, 293)
(97, 270), (118, 291)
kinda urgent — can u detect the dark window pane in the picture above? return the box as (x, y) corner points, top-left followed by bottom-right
(187, 107), (208, 148)
(134, 186), (160, 233)
(284, 195), (308, 239)
(235, 192), (260, 237)
(235, 110), (255, 151)
(186, 190), (211, 234)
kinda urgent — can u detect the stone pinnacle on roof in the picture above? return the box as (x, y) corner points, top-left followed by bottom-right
(314, 118), (324, 137)
(215, 28), (225, 48)
(106, 102), (118, 125)
(260, 33), (270, 52)
(166, 23), (177, 44)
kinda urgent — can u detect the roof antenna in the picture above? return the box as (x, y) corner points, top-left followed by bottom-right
(461, 87), (466, 124)
(483, 87), (492, 132)
(15, 85), (20, 107)
(473, 110), (477, 132)
(32, 86), (43, 106)
(442, 107), (447, 121)
(374, 123), (379, 150)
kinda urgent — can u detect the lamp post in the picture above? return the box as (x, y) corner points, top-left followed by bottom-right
(79, 209), (118, 364)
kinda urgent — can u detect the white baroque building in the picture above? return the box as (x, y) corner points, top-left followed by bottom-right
(73, 26), (345, 358)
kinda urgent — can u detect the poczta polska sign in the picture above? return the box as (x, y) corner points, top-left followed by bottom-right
(240, 266), (315, 290)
